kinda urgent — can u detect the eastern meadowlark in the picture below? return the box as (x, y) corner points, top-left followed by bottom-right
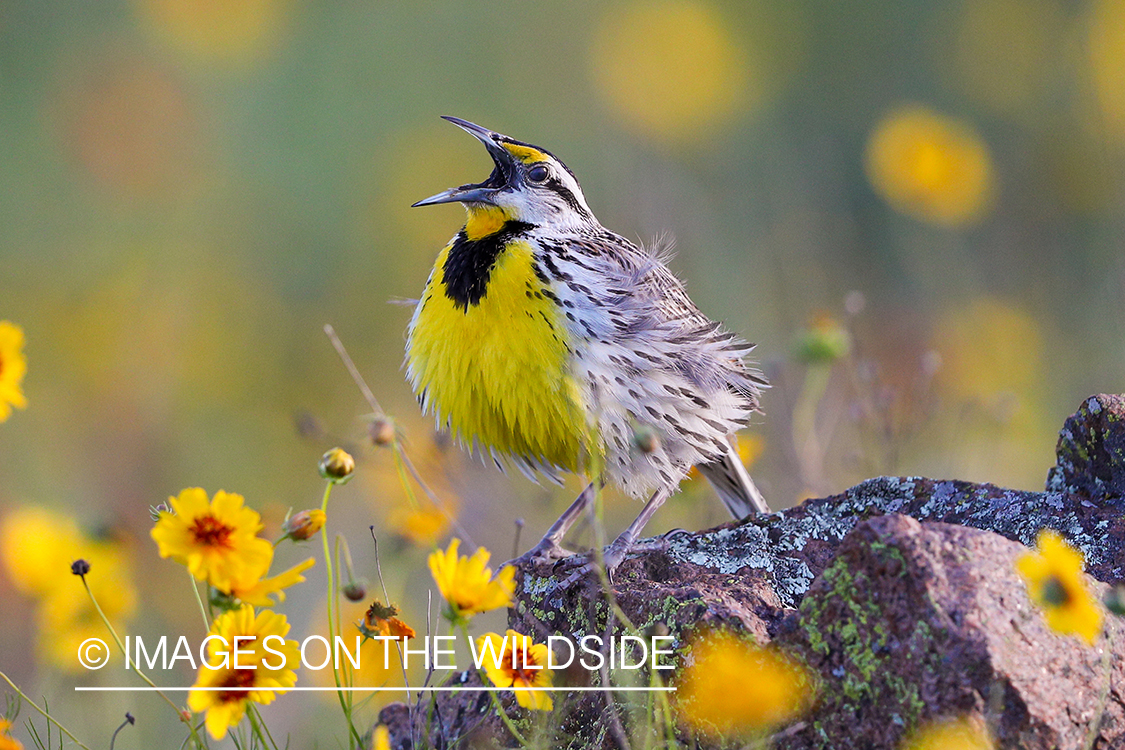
(406, 117), (768, 573)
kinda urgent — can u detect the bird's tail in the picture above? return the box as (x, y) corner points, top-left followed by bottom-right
(696, 441), (769, 518)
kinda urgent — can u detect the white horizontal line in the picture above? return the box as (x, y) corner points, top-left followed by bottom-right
(75, 686), (674, 693)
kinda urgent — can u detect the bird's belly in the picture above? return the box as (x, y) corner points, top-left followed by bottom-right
(406, 241), (587, 471)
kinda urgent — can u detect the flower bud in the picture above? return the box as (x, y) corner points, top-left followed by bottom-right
(71, 559), (90, 577)
(343, 581), (368, 601)
(369, 416), (395, 446)
(282, 509), (326, 541)
(319, 448), (355, 482)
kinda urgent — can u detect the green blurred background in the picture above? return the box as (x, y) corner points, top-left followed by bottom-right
(1, 0), (1124, 745)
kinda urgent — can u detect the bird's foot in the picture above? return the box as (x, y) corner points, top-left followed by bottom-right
(556, 533), (671, 589)
(505, 537), (577, 572)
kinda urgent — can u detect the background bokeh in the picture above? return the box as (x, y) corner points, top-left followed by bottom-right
(1, 0), (1124, 745)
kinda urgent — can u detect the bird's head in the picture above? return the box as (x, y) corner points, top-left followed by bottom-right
(412, 117), (596, 232)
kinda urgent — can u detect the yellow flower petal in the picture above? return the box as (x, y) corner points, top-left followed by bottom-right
(1016, 530), (1104, 644)
(428, 539), (514, 619)
(0, 321), (28, 423)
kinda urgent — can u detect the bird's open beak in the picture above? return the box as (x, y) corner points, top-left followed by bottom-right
(411, 117), (514, 207)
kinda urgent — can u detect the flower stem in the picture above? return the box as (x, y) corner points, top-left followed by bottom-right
(320, 481), (363, 748)
(0, 671), (92, 750)
(79, 576), (206, 748)
(459, 624), (527, 746)
(187, 570), (210, 632)
(247, 705), (279, 750)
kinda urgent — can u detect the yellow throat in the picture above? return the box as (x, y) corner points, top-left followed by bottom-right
(406, 205), (590, 472)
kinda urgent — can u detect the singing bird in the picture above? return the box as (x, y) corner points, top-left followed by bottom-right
(406, 117), (768, 573)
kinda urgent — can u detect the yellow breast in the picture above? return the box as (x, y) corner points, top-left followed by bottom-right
(406, 235), (589, 472)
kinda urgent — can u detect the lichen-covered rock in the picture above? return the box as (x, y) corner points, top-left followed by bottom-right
(377, 394), (1125, 750)
(775, 513), (1125, 750)
(1048, 394), (1125, 506)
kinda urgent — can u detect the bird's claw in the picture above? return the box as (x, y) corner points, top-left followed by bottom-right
(505, 538), (576, 572)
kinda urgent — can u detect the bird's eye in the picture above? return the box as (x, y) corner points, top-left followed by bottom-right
(527, 164), (550, 183)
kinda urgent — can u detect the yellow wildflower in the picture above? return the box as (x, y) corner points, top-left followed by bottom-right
(281, 509), (326, 541)
(188, 605), (299, 740)
(475, 630), (554, 711)
(0, 321), (28, 422)
(151, 488), (273, 592)
(389, 503), (452, 547)
(1016, 530), (1103, 644)
(0, 717), (24, 750)
(229, 557), (315, 607)
(902, 716), (994, 750)
(865, 105), (995, 227)
(372, 725), (391, 750)
(676, 630), (812, 739)
(359, 600), (416, 642)
(428, 539), (514, 620)
(1, 506), (86, 596)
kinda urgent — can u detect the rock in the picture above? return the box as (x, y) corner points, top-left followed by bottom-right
(1048, 394), (1125, 506)
(378, 395), (1125, 749)
(774, 513), (1125, 749)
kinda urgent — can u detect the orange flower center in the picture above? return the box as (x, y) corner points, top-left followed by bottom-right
(218, 668), (256, 703)
(504, 646), (539, 684)
(190, 513), (234, 548)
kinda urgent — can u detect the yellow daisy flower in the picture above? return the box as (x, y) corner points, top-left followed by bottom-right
(475, 630), (554, 711)
(1016, 529), (1104, 645)
(427, 539), (514, 620)
(676, 630), (812, 739)
(151, 488), (273, 592)
(228, 556), (315, 607)
(0, 321), (28, 422)
(372, 724), (391, 750)
(188, 605), (300, 740)
(388, 503), (452, 547)
(0, 717), (24, 750)
(902, 716), (994, 750)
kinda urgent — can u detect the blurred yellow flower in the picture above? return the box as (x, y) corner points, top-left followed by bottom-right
(188, 605), (299, 740)
(933, 297), (1042, 403)
(794, 313), (851, 365)
(590, 0), (750, 142)
(151, 488), (273, 593)
(1017, 530), (1103, 645)
(0, 506), (137, 672)
(133, 0), (291, 65)
(475, 630), (554, 711)
(902, 716), (994, 750)
(359, 600), (416, 642)
(0, 718), (22, 750)
(229, 557), (315, 607)
(952, 0), (1061, 117)
(1089, 0), (1125, 146)
(676, 630), (812, 738)
(428, 539), (515, 620)
(1, 506), (85, 596)
(865, 105), (995, 227)
(389, 503), (452, 547)
(372, 725), (391, 750)
(0, 321), (28, 422)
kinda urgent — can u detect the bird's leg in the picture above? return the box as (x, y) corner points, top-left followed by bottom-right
(601, 485), (674, 572)
(507, 482), (596, 568)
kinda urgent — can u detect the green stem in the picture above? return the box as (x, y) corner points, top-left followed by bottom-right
(79, 576), (206, 747)
(187, 570), (210, 632)
(460, 624), (527, 747)
(319, 481), (363, 747)
(246, 705), (278, 750)
(0, 671), (92, 750)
